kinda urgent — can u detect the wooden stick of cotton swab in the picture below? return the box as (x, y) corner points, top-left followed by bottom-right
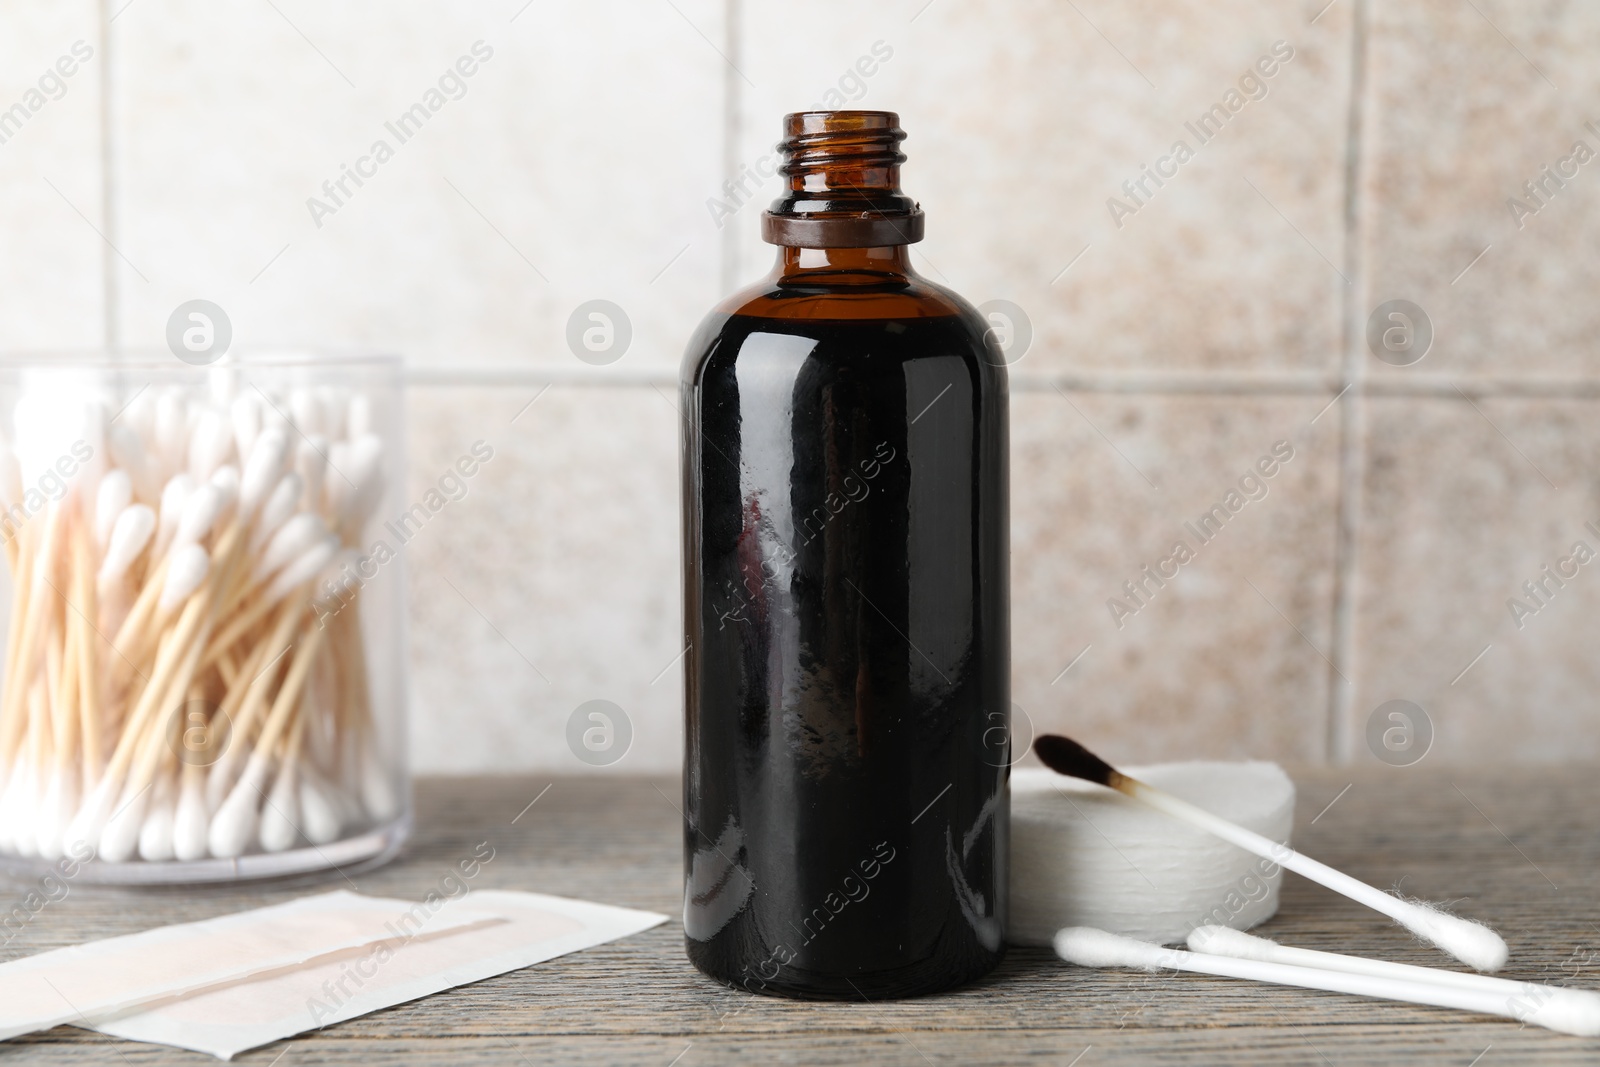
(1056, 927), (1600, 1038)
(1032, 735), (1510, 973)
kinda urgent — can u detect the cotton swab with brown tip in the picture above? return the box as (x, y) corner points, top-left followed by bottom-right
(1031, 734), (1509, 973)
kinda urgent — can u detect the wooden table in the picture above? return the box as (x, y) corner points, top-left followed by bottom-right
(2, 767), (1597, 1065)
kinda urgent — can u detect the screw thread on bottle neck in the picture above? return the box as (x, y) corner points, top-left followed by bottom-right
(762, 111), (924, 248)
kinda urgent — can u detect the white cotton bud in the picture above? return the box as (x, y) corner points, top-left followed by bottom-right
(230, 393), (261, 463)
(297, 437), (328, 516)
(154, 473), (196, 556)
(159, 542), (211, 610)
(173, 483), (226, 547)
(254, 513), (328, 582)
(187, 409), (234, 481)
(249, 472), (303, 553)
(108, 424), (160, 503)
(154, 389), (189, 479)
(346, 393), (374, 439)
(0, 450), (23, 512)
(264, 535), (340, 603)
(290, 388), (323, 436)
(317, 385), (349, 441)
(239, 427), (290, 519)
(97, 504), (156, 588)
(94, 470), (133, 547)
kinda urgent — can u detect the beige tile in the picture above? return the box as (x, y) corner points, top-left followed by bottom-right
(732, 0), (1353, 375)
(403, 384), (681, 773)
(111, 0), (724, 370)
(1363, 1), (1600, 379)
(1351, 395), (1600, 765)
(0, 2), (104, 350)
(405, 384), (1344, 774)
(1011, 389), (1342, 765)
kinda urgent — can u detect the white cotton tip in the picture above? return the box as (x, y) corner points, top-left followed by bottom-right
(230, 393), (261, 462)
(97, 780), (152, 863)
(359, 742), (400, 822)
(98, 504), (157, 590)
(239, 427), (290, 519)
(79, 399), (109, 478)
(1522, 989), (1600, 1038)
(173, 772), (210, 861)
(254, 512), (328, 582)
(323, 439), (351, 515)
(153, 389), (189, 479)
(208, 757), (269, 858)
(0, 755), (30, 852)
(0, 449), (21, 511)
(310, 546), (360, 618)
(208, 362), (240, 407)
(94, 469), (133, 548)
(33, 766), (79, 860)
(296, 436), (328, 516)
(258, 392), (291, 435)
(5, 762), (40, 858)
(159, 543), (211, 611)
(319, 386), (350, 440)
(122, 387), (156, 440)
(1187, 925), (1272, 959)
(155, 473), (196, 555)
(64, 772), (121, 857)
(341, 433), (386, 530)
(138, 781), (177, 862)
(209, 463), (240, 519)
(264, 535), (340, 604)
(298, 770), (343, 845)
(258, 763), (301, 853)
(1054, 927), (1171, 972)
(1399, 900), (1509, 973)
(187, 409), (234, 481)
(290, 388), (324, 436)
(204, 747), (241, 814)
(249, 472), (303, 552)
(108, 423), (160, 503)
(173, 483), (226, 547)
(347, 393), (373, 439)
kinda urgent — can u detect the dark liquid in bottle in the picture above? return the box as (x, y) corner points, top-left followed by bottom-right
(680, 310), (1010, 999)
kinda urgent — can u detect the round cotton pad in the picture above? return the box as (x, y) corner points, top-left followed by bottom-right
(1008, 761), (1295, 946)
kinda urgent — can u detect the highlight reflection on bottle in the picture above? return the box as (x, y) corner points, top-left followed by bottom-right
(679, 111), (1010, 1000)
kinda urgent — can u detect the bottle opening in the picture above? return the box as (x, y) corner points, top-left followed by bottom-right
(762, 110), (925, 248)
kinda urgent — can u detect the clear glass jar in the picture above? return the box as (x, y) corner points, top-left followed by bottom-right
(0, 353), (409, 882)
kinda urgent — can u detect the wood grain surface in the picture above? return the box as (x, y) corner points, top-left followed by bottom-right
(0, 766), (1596, 1065)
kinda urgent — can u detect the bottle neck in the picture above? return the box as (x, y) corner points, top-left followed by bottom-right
(762, 111), (924, 250)
(774, 244), (916, 284)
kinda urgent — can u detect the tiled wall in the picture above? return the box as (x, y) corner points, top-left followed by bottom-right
(4, 1), (1597, 773)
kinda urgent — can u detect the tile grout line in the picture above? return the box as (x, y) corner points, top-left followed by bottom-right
(97, 0), (118, 351)
(717, 0), (743, 296)
(1325, 0), (1372, 767)
(402, 367), (1600, 396)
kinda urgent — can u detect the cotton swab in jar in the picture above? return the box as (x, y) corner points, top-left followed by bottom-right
(0, 369), (396, 869)
(248, 473), (303, 553)
(172, 762), (209, 861)
(94, 470), (132, 548)
(209, 621), (327, 858)
(137, 769), (177, 862)
(1056, 927), (1600, 1038)
(1033, 735), (1509, 973)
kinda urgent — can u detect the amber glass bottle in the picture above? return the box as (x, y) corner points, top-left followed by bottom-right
(679, 111), (1009, 999)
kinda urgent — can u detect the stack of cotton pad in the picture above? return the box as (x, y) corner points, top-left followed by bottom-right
(1008, 761), (1295, 946)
